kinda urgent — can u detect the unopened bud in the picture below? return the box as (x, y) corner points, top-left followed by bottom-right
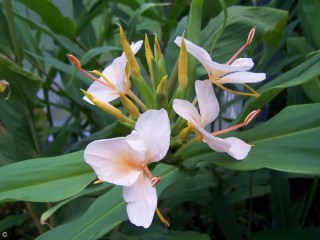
(118, 24), (140, 75)
(178, 126), (191, 143)
(81, 89), (124, 120)
(154, 34), (163, 62)
(145, 34), (154, 78)
(178, 35), (188, 90)
(120, 93), (140, 119)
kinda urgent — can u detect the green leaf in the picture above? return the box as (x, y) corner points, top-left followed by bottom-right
(298, 0), (320, 49)
(37, 164), (180, 240)
(240, 53), (320, 120)
(40, 183), (111, 225)
(0, 54), (44, 162)
(202, 6), (288, 63)
(0, 213), (28, 232)
(211, 187), (243, 240)
(182, 103), (320, 175)
(79, 46), (121, 65)
(17, 0), (75, 38)
(0, 151), (95, 202)
(252, 227), (320, 240)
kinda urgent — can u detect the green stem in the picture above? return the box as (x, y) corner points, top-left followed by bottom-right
(25, 202), (46, 234)
(3, 0), (22, 66)
(215, 82), (259, 98)
(300, 176), (319, 228)
(127, 90), (148, 111)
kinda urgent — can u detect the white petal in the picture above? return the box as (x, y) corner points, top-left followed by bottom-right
(123, 174), (157, 228)
(101, 55), (127, 92)
(174, 37), (213, 74)
(223, 137), (251, 160)
(208, 61), (254, 74)
(131, 40), (143, 54)
(219, 72), (266, 84)
(84, 81), (119, 104)
(127, 109), (170, 163)
(173, 99), (201, 125)
(230, 58), (254, 71)
(84, 138), (144, 187)
(194, 124), (231, 152)
(195, 80), (219, 127)
(196, 125), (251, 160)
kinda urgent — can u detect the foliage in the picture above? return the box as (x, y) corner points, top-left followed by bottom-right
(0, 0), (319, 239)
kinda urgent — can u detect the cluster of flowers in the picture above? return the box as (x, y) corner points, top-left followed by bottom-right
(68, 27), (265, 228)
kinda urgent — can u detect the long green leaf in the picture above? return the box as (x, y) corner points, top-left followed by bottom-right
(17, 0), (75, 38)
(182, 103), (320, 175)
(239, 53), (320, 120)
(0, 151), (95, 202)
(37, 164), (180, 240)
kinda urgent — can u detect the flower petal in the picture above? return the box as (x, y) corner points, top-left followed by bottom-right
(222, 137), (251, 160)
(127, 109), (170, 163)
(131, 40), (143, 54)
(84, 81), (119, 104)
(123, 174), (157, 228)
(230, 58), (254, 71)
(196, 125), (251, 160)
(101, 55), (127, 92)
(84, 138), (144, 187)
(174, 37), (213, 74)
(194, 124), (231, 152)
(195, 80), (219, 127)
(173, 99), (202, 126)
(219, 72), (266, 84)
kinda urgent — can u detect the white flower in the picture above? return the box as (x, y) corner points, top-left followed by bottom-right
(84, 109), (170, 228)
(84, 40), (143, 104)
(174, 37), (266, 84)
(173, 80), (251, 160)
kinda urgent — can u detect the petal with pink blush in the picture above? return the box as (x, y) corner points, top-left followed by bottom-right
(123, 174), (157, 228)
(84, 138), (144, 187)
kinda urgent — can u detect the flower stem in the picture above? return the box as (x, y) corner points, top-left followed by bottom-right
(214, 82), (259, 98)
(127, 90), (148, 111)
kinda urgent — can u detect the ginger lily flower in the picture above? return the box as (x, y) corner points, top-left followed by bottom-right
(68, 41), (143, 105)
(173, 80), (252, 160)
(174, 37), (266, 85)
(84, 109), (170, 228)
(174, 36), (265, 98)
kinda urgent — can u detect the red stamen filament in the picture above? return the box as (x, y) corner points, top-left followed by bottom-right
(226, 27), (256, 65)
(142, 165), (161, 187)
(211, 110), (260, 136)
(67, 54), (113, 89)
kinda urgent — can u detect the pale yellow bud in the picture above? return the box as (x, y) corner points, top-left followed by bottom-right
(120, 93), (140, 119)
(81, 89), (128, 122)
(154, 34), (163, 62)
(145, 34), (154, 78)
(118, 25), (140, 75)
(178, 35), (188, 90)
